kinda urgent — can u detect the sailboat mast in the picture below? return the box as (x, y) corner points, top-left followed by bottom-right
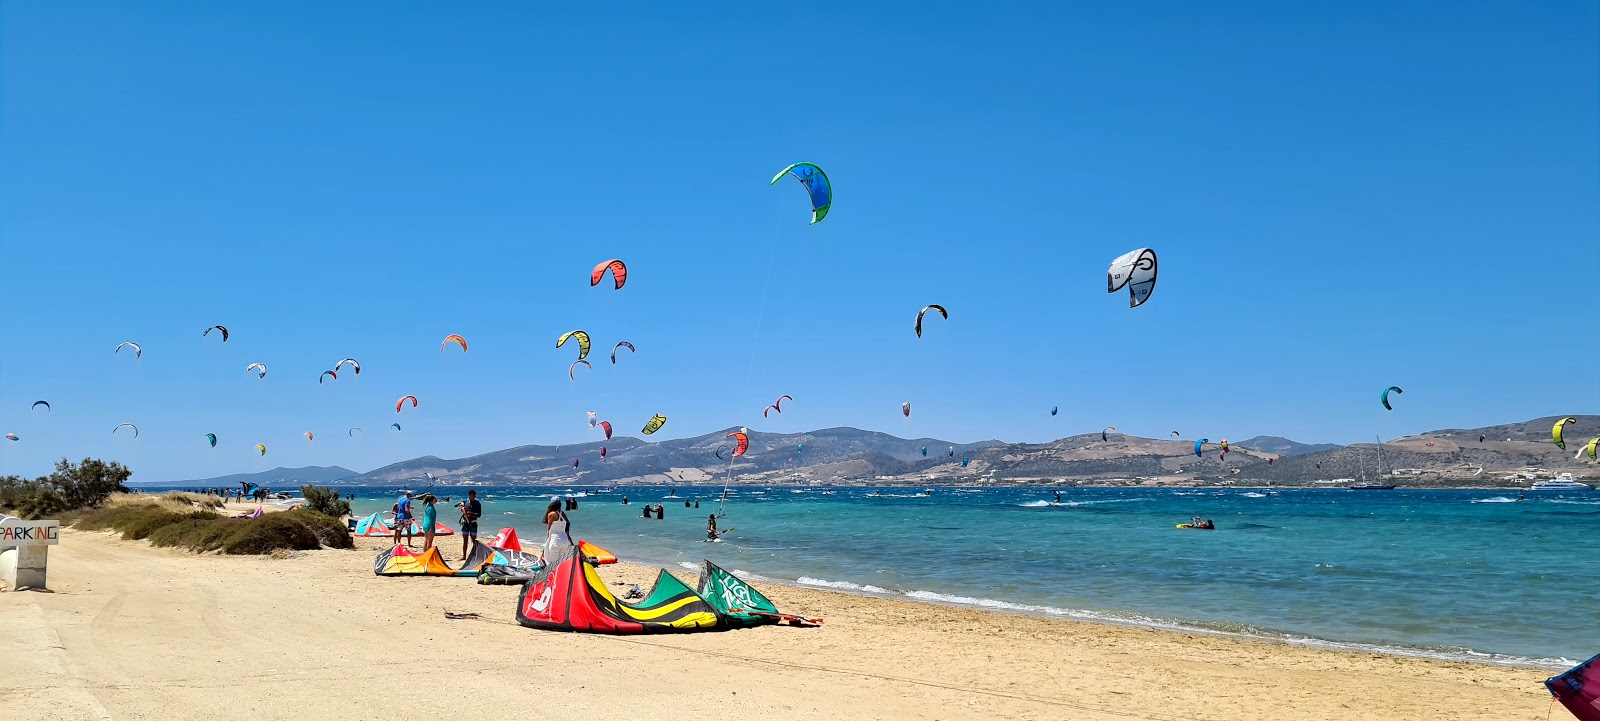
(1375, 435), (1386, 477)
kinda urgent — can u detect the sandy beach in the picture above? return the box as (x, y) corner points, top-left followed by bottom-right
(0, 527), (1555, 721)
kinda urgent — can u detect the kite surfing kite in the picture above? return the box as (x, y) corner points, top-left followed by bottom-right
(205, 433), (217, 447)
(1479, 434), (1486, 443)
(1381, 386), (1403, 411)
(914, 304), (947, 338)
(948, 445), (955, 457)
(1102, 426), (1116, 442)
(203, 325), (229, 342)
(113, 423), (138, 438)
(115, 341), (142, 358)
(600, 447), (607, 462)
(771, 162), (831, 224)
(1171, 430), (1181, 437)
(391, 423), (402, 431)
(1220, 439), (1230, 453)
(642, 414), (667, 435)
(590, 259), (628, 290)
(600, 421), (613, 441)
(1584, 438), (1599, 461)
(611, 341), (635, 364)
(441, 334), (468, 352)
(31, 401), (49, 413)
(764, 394), (794, 417)
(1107, 248), (1158, 308)
(573, 459), (580, 470)
(727, 431), (749, 457)
(1050, 406), (1057, 416)
(255, 443), (267, 456)
(569, 360), (592, 380)
(396, 395), (418, 413)
(335, 358), (361, 375)
(1554, 418), (1578, 450)
(4, 433), (16, 442)
(557, 330), (591, 361)
(1194, 439), (1209, 457)
(715, 446), (729, 460)
(247, 363), (267, 379)
(902, 402), (911, 418)
(587, 411), (598, 428)
(349, 427), (361, 437)
(320, 370), (337, 383)
(304, 432), (314, 442)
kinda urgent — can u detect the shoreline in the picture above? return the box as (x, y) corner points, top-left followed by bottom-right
(2, 529), (1558, 720)
(136, 482), (1569, 492)
(742, 570), (1570, 671)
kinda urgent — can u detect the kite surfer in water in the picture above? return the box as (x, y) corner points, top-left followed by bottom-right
(1051, 490), (1062, 506)
(706, 514), (732, 542)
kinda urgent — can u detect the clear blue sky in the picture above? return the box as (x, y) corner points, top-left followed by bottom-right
(2, 2), (1596, 482)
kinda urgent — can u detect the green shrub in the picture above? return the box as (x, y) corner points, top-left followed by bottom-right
(283, 509), (353, 549)
(221, 513), (323, 555)
(74, 502), (167, 532)
(0, 459), (131, 518)
(147, 518), (229, 551)
(299, 485), (350, 518)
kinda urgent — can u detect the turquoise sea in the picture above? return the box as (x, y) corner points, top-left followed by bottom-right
(346, 485), (1597, 666)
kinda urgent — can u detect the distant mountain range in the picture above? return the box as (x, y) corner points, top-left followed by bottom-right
(166, 416), (1599, 489)
(159, 465), (357, 488)
(1233, 436), (1342, 457)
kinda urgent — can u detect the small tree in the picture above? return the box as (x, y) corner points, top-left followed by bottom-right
(0, 458), (131, 519)
(299, 485), (350, 518)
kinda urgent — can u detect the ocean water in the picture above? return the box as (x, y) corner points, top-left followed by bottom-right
(348, 485), (1599, 666)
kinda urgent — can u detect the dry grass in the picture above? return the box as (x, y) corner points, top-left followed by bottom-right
(74, 501), (351, 555)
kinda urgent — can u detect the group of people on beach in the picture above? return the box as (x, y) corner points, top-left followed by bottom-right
(390, 489), (484, 556)
(387, 489), (574, 562)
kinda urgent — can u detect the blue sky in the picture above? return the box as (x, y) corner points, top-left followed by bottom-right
(2, 2), (1595, 482)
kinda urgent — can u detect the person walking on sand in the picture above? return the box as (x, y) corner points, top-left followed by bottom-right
(419, 494), (439, 551)
(543, 498), (573, 561)
(458, 489), (482, 557)
(393, 491), (414, 548)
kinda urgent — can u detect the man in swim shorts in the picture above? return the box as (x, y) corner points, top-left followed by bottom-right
(458, 489), (481, 557)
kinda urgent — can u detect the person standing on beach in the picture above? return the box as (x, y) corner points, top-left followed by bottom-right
(543, 498), (572, 561)
(458, 490), (482, 557)
(393, 491), (414, 547)
(419, 495), (438, 551)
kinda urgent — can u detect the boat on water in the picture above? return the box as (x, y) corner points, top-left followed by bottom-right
(1528, 473), (1593, 492)
(1346, 436), (1397, 489)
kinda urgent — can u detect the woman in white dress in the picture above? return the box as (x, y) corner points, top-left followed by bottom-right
(543, 498), (573, 561)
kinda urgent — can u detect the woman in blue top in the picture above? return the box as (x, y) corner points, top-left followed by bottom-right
(420, 495), (438, 551)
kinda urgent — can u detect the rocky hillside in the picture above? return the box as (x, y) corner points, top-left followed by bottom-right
(234, 415), (1597, 489)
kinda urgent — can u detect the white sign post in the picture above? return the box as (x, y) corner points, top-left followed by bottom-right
(0, 516), (59, 591)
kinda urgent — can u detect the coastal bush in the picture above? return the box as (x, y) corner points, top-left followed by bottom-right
(221, 513), (322, 555)
(122, 509), (214, 541)
(73, 501), (349, 555)
(299, 485), (350, 518)
(73, 502), (169, 533)
(0, 458), (131, 519)
(147, 518), (233, 552)
(284, 509), (353, 549)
